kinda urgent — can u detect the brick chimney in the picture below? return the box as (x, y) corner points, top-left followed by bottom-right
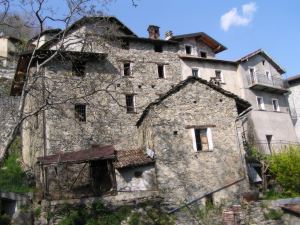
(165, 31), (173, 40)
(147, 25), (160, 39)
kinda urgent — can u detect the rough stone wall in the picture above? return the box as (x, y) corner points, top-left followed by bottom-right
(0, 96), (19, 157)
(138, 81), (249, 207)
(115, 164), (157, 192)
(21, 28), (182, 169)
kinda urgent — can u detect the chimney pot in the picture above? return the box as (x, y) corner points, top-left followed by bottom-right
(165, 31), (173, 40)
(147, 25), (160, 39)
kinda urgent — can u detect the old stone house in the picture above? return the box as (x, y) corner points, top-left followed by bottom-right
(9, 16), (296, 207)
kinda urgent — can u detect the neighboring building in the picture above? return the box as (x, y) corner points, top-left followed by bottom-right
(287, 74), (300, 141)
(236, 50), (298, 152)
(0, 35), (22, 69)
(8, 16), (296, 207)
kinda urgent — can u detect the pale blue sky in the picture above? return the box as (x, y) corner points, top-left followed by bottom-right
(105, 0), (300, 78)
(17, 0), (300, 77)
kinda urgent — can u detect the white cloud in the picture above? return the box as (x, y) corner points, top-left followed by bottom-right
(220, 2), (257, 31)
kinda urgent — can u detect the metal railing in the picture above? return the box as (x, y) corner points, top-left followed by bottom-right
(247, 73), (288, 89)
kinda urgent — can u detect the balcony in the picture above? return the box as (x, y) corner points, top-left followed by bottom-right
(247, 73), (289, 94)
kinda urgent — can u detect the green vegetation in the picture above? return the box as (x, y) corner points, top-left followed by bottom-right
(0, 137), (33, 193)
(57, 201), (174, 225)
(264, 208), (283, 220)
(0, 214), (11, 225)
(267, 146), (300, 194)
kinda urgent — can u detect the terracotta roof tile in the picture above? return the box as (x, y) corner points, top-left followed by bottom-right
(115, 149), (154, 169)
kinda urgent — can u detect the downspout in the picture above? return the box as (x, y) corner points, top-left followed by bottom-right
(42, 67), (47, 157)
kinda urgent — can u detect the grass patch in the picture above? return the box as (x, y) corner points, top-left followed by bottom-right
(263, 188), (300, 200)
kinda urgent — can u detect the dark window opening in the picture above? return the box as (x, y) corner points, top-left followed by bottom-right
(90, 160), (113, 195)
(205, 194), (214, 207)
(121, 40), (130, 50)
(125, 94), (135, 113)
(215, 70), (222, 80)
(154, 44), (163, 53)
(158, 65), (165, 78)
(173, 131), (178, 135)
(72, 61), (86, 77)
(192, 69), (198, 77)
(123, 63), (131, 76)
(185, 45), (192, 55)
(134, 171), (143, 178)
(75, 104), (86, 122)
(200, 51), (207, 58)
(194, 128), (209, 151)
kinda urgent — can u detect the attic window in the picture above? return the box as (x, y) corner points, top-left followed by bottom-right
(262, 60), (265, 65)
(200, 51), (207, 58)
(72, 61), (85, 77)
(185, 45), (192, 55)
(123, 63), (131, 76)
(121, 40), (130, 50)
(154, 44), (163, 53)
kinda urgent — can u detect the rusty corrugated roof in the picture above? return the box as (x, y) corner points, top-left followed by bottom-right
(115, 149), (154, 169)
(37, 145), (116, 165)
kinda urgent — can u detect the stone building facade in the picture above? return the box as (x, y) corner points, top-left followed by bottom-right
(9, 16), (296, 207)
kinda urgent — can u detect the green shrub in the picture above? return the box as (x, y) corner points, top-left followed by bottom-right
(264, 208), (283, 220)
(267, 146), (300, 194)
(0, 137), (33, 193)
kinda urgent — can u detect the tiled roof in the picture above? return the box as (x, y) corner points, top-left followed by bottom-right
(115, 149), (154, 169)
(37, 145), (116, 165)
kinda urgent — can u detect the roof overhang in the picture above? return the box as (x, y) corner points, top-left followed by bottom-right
(237, 49), (286, 74)
(37, 145), (116, 166)
(179, 55), (237, 66)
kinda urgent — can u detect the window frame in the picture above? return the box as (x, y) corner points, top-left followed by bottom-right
(215, 70), (224, 83)
(192, 68), (199, 77)
(75, 104), (86, 122)
(191, 128), (213, 152)
(256, 96), (265, 110)
(266, 70), (272, 81)
(157, 64), (165, 78)
(185, 45), (192, 55)
(125, 94), (136, 113)
(272, 98), (280, 112)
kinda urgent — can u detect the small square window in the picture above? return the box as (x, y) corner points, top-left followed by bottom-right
(192, 68), (199, 77)
(72, 61), (85, 77)
(272, 99), (280, 112)
(123, 63), (131, 76)
(200, 51), (207, 58)
(75, 104), (86, 122)
(257, 97), (265, 110)
(154, 44), (163, 53)
(125, 94), (135, 113)
(185, 45), (192, 55)
(158, 65), (165, 78)
(121, 40), (130, 50)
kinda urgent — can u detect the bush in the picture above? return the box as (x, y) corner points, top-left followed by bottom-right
(0, 214), (11, 225)
(264, 208), (283, 220)
(0, 137), (33, 193)
(267, 146), (300, 194)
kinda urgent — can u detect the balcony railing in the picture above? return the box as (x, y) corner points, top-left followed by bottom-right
(247, 73), (288, 92)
